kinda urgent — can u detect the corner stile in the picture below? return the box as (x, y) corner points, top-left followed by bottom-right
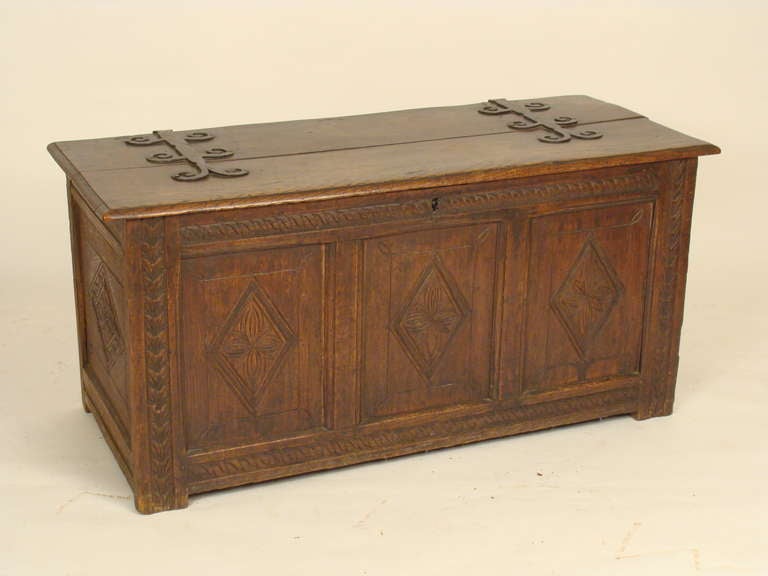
(126, 216), (188, 513)
(635, 158), (698, 420)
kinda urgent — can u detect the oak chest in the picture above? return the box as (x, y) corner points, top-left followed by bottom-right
(48, 96), (719, 513)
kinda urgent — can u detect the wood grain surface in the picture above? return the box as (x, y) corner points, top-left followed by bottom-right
(49, 96), (718, 220)
(51, 98), (719, 513)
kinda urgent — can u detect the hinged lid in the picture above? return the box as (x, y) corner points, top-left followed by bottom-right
(48, 95), (719, 221)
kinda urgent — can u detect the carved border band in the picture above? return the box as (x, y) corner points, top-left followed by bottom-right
(438, 171), (657, 212)
(180, 170), (659, 245)
(646, 161), (689, 416)
(181, 199), (432, 245)
(140, 219), (176, 509)
(188, 386), (636, 482)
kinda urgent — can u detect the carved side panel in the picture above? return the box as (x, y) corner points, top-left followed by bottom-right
(181, 244), (325, 451)
(361, 223), (499, 421)
(522, 201), (654, 398)
(78, 207), (130, 438)
(88, 263), (126, 370)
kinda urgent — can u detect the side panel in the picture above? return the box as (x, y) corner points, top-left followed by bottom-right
(79, 218), (130, 420)
(68, 183), (132, 480)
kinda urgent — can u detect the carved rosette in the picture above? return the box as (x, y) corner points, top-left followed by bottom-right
(393, 258), (470, 379)
(211, 280), (296, 415)
(551, 239), (623, 359)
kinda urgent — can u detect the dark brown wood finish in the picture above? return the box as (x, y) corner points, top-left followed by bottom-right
(51, 96), (719, 513)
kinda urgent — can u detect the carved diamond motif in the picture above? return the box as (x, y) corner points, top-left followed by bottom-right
(393, 258), (470, 379)
(551, 239), (623, 358)
(88, 262), (125, 370)
(212, 281), (295, 414)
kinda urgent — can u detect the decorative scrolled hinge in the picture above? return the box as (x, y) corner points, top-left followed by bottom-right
(125, 130), (249, 182)
(478, 99), (603, 144)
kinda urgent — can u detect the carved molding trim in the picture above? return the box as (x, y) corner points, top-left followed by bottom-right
(188, 387), (637, 482)
(478, 99), (603, 144)
(648, 161), (688, 414)
(126, 130), (249, 182)
(439, 172), (657, 213)
(180, 170), (658, 245)
(139, 219), (175, 508)
(181, 199), (433, 244)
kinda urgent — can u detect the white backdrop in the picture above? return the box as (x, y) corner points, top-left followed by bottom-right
(1, 1), (766, 574)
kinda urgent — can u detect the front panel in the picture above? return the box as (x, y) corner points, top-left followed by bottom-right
(167, 162), (689, 512)
(521, 201), (654, 400)
(180, 245), (326, 452)
(360, 223), (500, 422)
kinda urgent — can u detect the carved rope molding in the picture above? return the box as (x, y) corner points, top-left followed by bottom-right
(180, 171), (659, 245)
(140, 219), (176, 508)
(439, 172), (657, 212)
(181, 199), (433, 244)
(188, 386), (636, 482)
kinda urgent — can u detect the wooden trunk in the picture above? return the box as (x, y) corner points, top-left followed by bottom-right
(48, 96), (719, 513)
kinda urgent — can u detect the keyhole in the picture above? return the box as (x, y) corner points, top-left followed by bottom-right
(431, 197), (440, 212)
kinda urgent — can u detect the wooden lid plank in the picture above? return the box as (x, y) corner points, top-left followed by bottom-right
(48, 95), (719, 220)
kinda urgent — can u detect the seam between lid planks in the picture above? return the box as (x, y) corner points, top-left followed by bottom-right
(47, 98), (719, 222)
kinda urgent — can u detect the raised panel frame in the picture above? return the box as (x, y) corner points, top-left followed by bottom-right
(179, 244), (328, 453)
(359, 222), (501, 423)
(518, 200), (656, 404)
